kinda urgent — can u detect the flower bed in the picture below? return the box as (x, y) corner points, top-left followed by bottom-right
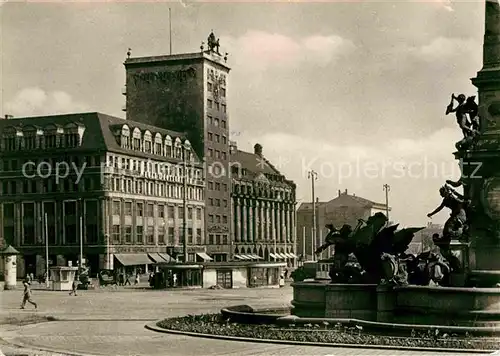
(157, 314), (500, 351)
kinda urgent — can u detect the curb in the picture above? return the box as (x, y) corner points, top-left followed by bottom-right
(145, 321), (497, 354)
(0, 337), (99, 356)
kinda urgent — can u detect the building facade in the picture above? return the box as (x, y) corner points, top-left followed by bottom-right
(230, 142), (297, 266)
(296, 189), (390, 260)
(123, 41), (232, 257)
(0, 112), (206, 277)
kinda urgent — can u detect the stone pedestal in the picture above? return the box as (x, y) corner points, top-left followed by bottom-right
(455, 0), (500, 287)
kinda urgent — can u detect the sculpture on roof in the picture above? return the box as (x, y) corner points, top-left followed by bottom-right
(207, 30), (220, 54)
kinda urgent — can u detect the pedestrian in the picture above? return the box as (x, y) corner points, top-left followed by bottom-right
(69, 276), (79, 296)
(124, 273), (131, 285)
(134, 272), (140, 285)
(20, 279), (37, 310)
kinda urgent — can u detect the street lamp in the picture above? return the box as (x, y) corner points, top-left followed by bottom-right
(182, 142), (190, 263)
(307, 170), (318, 261)
(383, 184), (390, 225)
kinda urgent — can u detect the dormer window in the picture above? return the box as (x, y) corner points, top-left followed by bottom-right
(174, 137), (182, 159)
(165, 135), (172, 157)
(154, 133), (162, 155)
(132, 128), (141, 150)
(121, 125), (130, 149)
(144, 130), (152, 153)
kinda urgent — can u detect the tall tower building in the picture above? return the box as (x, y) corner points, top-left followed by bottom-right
(123, 32), (232, 258)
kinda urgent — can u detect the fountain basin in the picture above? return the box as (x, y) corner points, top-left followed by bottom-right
(292, 282), (500, 328)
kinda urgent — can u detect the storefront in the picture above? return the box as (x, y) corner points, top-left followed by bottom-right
(157, 264), (203, 288)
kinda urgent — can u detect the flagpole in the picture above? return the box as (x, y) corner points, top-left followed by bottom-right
(169, 7), (172, 55)
(45, 213), (49, 288)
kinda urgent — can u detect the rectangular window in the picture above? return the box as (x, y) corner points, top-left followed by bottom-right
(222, 136), (227, 144)
(147, 203), (154, 217)
(136, 226), (143, 243)
(208, 149), (213, 157)
(112, 225), (121, 243)
(207, 99), (213, 108)
(208, 132), (213, 141)
(223, 215), (228, 224)
(158, 205), (165, 218)
(215, 183), (220, 191)
(112, 201), (120, 215)
(168, 227), (175, 244)
(209, 215), (214, 223)
(215, 134), (220, 143)
(137, 203), (143, 217)
(214, 118), (219, 127)
(207, 82), (213, 92)
(124, 226), (132, 243)
(221, 119), (226, 128)
(188, 207), (193, 220)
(147, 226), (154, 244)
(208, 234), (214, 244)
(221, 88), (226, 97)
(196, 208), (202, 220)
(124, 202), (132, 216)
(22, 202), (36, 245)
(222, 152), (227, 160)
(216, 215), (221, 223)
(178, 206), (184, 219)
(168, 206), (175, 219)
(208, 181), (214, 190)
(215, 102), (220, 111)
(196, 228), (202, 244)
(207, 115), (213, 125)
(187, 228), (193, 244)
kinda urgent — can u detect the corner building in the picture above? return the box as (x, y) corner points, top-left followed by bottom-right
(124, 50), (231, 259)
(0, 113), (205, 277)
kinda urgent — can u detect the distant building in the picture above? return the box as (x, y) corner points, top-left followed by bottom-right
(0, 112), (206, 277)
(296, 189), (390, 260)
(230, 142), (297, 266)
(407, 222), (443, 254)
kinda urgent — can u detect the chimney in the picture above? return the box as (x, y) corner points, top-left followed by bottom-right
(229, 140), (237, 154)
(254, 143), (263, 157)
(344, 189), (348, 195)
(4, 114), (13, 120)
(338, 189), (341, 197)
(316, 197), (319, 203)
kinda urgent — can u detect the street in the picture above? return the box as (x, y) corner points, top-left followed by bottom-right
(0, 286), (490, 356)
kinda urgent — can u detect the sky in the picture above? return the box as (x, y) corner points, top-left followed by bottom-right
(0, 0), (489, 227)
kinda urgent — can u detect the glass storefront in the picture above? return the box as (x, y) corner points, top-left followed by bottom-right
(248, 267), (279, 287)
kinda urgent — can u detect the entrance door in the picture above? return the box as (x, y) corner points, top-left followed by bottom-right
(216, 270), (232, 289)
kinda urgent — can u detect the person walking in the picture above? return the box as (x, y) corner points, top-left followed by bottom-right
(124, 272), (131, 286)
(134, 272), (140, 285)
(20, 280), (37, 310)
(69, 276), (79, 296)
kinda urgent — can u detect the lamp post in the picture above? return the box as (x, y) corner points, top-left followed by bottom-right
(307, 170), (318, 261)
(78, 199), (83, 273)
(383, 184), (390, 225)
(44, 213), (49, 288)
(182, 144), (189, 263)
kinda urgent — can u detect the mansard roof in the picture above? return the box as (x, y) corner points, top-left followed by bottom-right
(230, 149), (295, 188)
(0, 112), (200, 162)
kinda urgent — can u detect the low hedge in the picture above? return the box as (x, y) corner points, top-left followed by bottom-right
(157, 313), (500, 351)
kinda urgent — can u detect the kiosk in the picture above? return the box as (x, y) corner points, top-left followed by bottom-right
(50, 266), (78, 291)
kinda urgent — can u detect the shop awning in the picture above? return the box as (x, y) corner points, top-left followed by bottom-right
(196, 252), (213, 261)
(158, 253), (176, 263)
(277, 253), (288, 259)
(288, 252), (298, 258)
(234, 254), (249, 260)
(269, 253), (278, 259)
(249, 254), (263, 260)
(284, 252), (294, 258)
(114, 253), (153, 266)
(148, 253), (174, 263)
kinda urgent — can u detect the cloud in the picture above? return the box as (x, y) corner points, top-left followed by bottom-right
(236, 127), (463, 227)
(221, 31), (355, 72)
(414, 37), (478, 62)
(4, 87), (89, 117)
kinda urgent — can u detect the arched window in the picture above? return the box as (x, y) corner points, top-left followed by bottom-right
(164, 135), (172, 157)
(174, 137), (182, 159)
(154, 133), (162, 155)
(121, 125), (130, 149)
(143, 130), (152, 153)
(44, 124), (62, 149)
(132, 128), (141, 150)
(22, 125), (41, 150)
(64, 122), (80, 148)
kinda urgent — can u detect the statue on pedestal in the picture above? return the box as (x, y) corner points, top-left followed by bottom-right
(446, 93), (481, 151)
(427, 184), (469, 243)
(207, 31), (221, 55)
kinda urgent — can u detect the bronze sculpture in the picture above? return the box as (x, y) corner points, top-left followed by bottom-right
(446, 94), (481, 151)
(207, 31), (221, 54)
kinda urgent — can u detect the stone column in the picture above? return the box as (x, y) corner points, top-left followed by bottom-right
(265, 202), (271, 241)
(242, 199), (248, 242)
(254, 201), (260, 241)
(280, 205), (286, 243)
(260, 201), (265, 241)
(248, 201), (254, 243)
(271, 202), (276, 244)
(235, 198), (241, 242)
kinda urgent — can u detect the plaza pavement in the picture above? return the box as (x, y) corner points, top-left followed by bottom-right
(0, 284), (495, 356)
